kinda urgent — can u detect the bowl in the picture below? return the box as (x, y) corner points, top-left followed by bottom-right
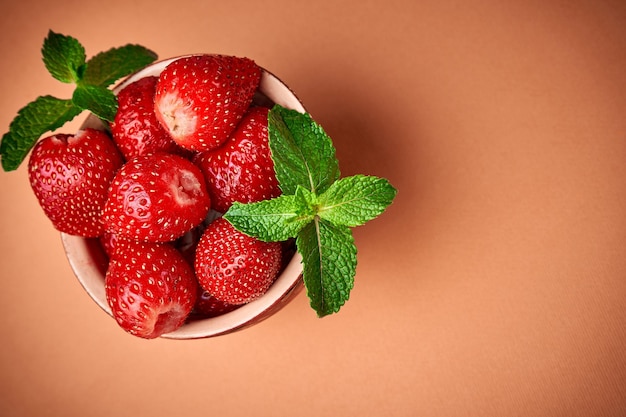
(61, 55), (305, 339)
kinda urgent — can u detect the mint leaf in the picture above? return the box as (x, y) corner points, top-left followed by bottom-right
(317, 175), (397, 227)
(2, 32), (158, 171)
(268, 105), (340, 195)
(0, 96), (81, 171)
(297, 218), (357, 317)
(72, 85), (117, 122)
(224, 186), (316, 242)
(42, 30), (86, 83)
(82, 44), (158, 87)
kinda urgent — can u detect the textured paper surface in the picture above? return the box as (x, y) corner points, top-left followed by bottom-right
(0, 1), (625, 416)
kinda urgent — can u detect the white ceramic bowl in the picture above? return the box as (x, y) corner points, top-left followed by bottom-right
(61, 55), (305, 339)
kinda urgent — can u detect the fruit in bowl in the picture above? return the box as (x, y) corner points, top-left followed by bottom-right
(1, 31), (397, 340)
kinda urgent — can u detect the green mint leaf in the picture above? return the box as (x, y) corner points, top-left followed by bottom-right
(82, 44), (158, 87)
(72, 85), (117, 122)
(1, 32), (157, 171)
(0, 96), (81, 171)
(224, 186), (316, 242)
(42, 30), (86, 84)
(268, 105), (340, 195)
(317, 175), (397, 227)
(297, 218), (357, 317)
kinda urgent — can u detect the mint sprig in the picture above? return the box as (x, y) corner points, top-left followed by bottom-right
(0, 31), (157, 171)
(224, 105), (397, 317)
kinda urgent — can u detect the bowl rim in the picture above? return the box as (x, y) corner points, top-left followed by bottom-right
(62, 54), (306, 339)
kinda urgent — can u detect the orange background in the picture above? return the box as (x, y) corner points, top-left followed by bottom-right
(1, 1), (625, 416)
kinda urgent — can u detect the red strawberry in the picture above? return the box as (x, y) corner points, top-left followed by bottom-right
(105, 240), (198, 339)
(194, 217), (282, 305)
(194, 288), (239, 318)
(103, 153), (211, 242)
(100, 230), (120, 259)
(194, 106), (281, 213)
(27, 128), (123, 237)
(154, 54), (261, 152)
(111, 76), (186, 160)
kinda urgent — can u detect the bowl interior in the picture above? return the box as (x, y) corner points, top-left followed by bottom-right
(62, 55), (305, 339)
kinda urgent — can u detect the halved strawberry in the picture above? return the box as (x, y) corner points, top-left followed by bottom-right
(111, 76), (187, 160)
(27, 128), (123, 237)
(194, 106), (281, 213)
(153, 54), (261, 152)
(103, 153), (211, 242)
(194, 217), (282, 305)
(105, 240), (198, 339)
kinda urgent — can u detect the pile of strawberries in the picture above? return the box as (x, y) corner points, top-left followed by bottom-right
(27, 55), (291, 339)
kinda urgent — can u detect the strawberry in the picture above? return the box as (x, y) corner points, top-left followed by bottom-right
(111, 76), (186, 160)
(105, 240), (198, 339)
(194, 106), (281, 213)
(103, 153), (211, 243)
(100, 230), (120, 259)
(153, 54), (261, 152)
(194, 217), (282, 305)
(194, 287), (239, 318)
(27, 128), (123, 237)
